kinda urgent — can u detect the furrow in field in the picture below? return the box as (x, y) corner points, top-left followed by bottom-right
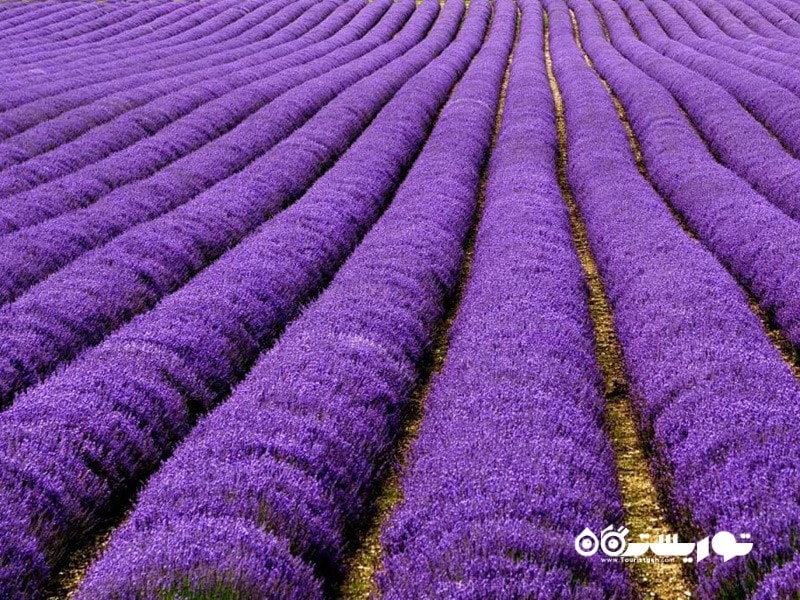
(338, 8), (515, 599)
(377, 2), (629, 597)
(599, 0), (800, 365)
(546, 6), (690, 597)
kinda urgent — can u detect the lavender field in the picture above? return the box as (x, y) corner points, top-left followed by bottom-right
(1, 0), (800, 598)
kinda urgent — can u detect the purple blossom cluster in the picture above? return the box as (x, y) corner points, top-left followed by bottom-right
(378, 0), (631, 597)
(74, 1), (514, 596)
(550, 0), (800, 596)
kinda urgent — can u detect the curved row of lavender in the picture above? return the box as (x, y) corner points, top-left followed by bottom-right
(593, 0), (800, 224)
(0, 1), (291, 96)
(0, 1), (269, 67)
(0, 0), (431, 408)
(0, 0), (286, 76)
(0, 0), (483, 596)
(73, 1), (513, 596)
(688, 0), (800, 43)
(0, 0), (387, 225)
(568, 0), (800, 361)
(0, 0), (399, 241)
(378, 0), (631, 597)
(549, 0), (800, 596)
(0, 0), (340, 179)
(0, 1), (303, 109)
(614, 0), (800, 157)
(640, 0), (800, 93)
(15, 1), (232, 52)
(753, 0), (800, 29)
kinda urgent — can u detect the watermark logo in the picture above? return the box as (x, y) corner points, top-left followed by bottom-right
(575, 526), (753, 564)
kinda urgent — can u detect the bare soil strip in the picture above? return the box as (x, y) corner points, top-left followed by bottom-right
(45, 533), (112, 600)
(44, 505), (129, 599)
(337, 7), (519, 599)
(544, 13), (692, 599)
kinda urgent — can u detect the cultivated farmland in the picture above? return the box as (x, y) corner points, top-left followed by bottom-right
(0, 0), (799, 598)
